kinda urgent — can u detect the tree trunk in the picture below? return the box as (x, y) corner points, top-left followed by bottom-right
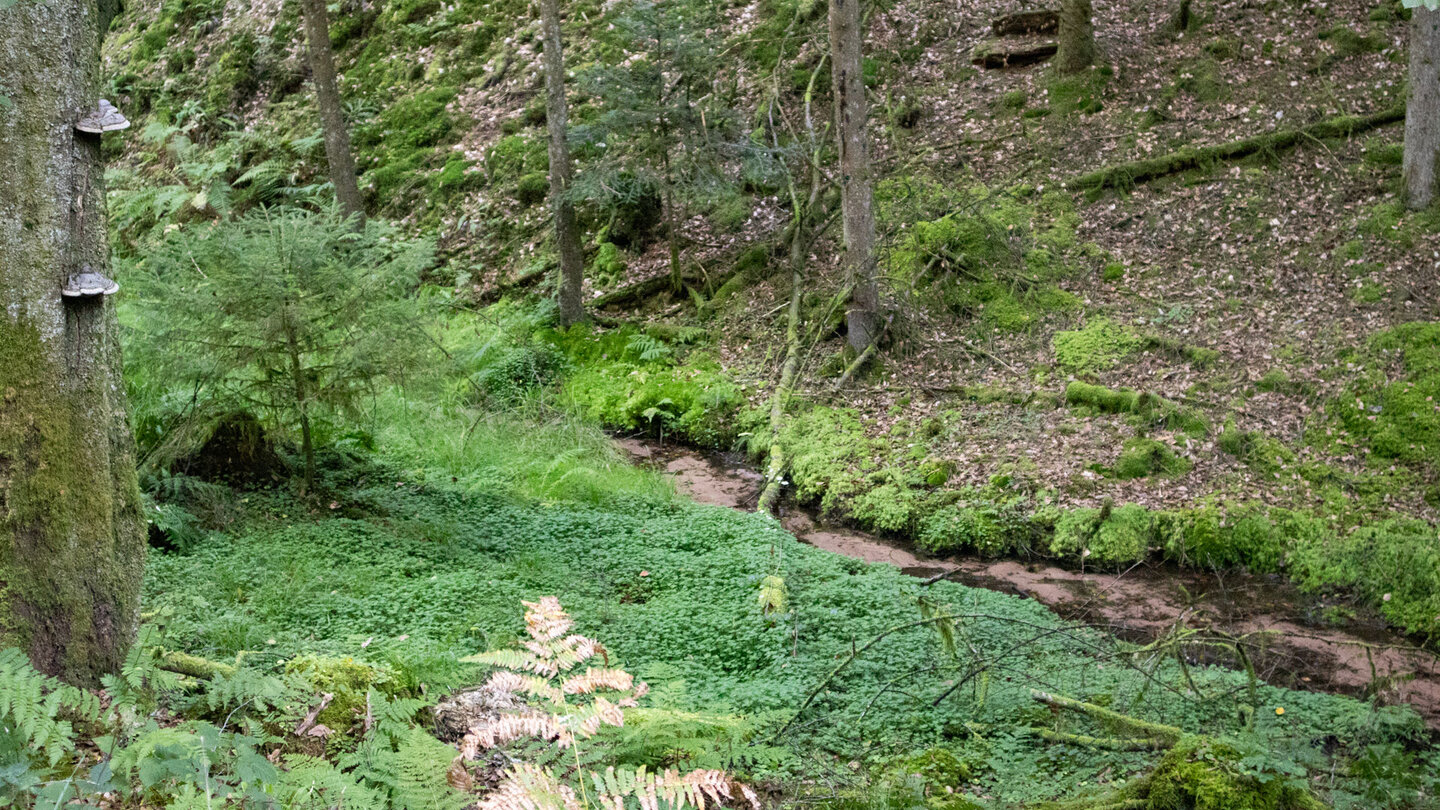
(1055, 0), (1095, 75)
(829, 0), (880, 353)
(285, 327), (315, 496)
(1405, 6), (1440, 210)
(0, 0), (147, 685)
(300, 0), (366, 226)
(540, 0), (585, 326)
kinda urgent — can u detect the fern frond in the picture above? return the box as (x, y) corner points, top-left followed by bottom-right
(0, 647), (100, 765)
(560, 668), (634, 696)
(584, 765), (756, 810)
(461, 711), (572, 757)
(523, 597), (574, 642)
(480, 763), (581, 810)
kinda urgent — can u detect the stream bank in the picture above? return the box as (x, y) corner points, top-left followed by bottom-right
(616, 437), (1440, 728)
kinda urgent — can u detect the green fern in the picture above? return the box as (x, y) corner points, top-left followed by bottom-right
(625, 333), (673, 362)
(273, 755), (385, 810)
(388, 727), (472, 810)
(0, 648), (101, 765)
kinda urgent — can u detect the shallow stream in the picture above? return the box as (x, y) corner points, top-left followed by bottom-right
(617, 438), (1440, 728)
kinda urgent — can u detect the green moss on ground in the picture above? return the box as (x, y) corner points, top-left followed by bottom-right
(1065, 382), (1209, 437)
(1053, 319), (1145, 373)
(780, 405), (875, 515)
(1050, 504), (1156, 565)
(1328, 322), (1440, 473)
(1111, 437), (1192, 479)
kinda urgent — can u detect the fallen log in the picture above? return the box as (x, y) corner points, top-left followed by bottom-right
(992, 8), (1059, 36)
(1071, 105), (1405, 191)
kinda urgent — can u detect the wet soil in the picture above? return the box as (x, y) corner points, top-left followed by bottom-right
(616, 438), (1440, 727)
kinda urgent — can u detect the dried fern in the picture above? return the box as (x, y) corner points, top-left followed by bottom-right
(457, 598), (760, 810)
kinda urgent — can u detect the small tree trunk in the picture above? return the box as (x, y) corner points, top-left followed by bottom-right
(1405, 6), (1440, 210)
(829, 0), (880, 353)
(663, 156), (684, 292)
(300, 0), (366, 226)
(285, 327), (315, 495)
(1055, 0), (1095, 75)
(540, 0), (585, 326)
(0, 0), (147, 685)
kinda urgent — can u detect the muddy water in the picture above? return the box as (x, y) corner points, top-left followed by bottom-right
(616, 438), (1440, 727)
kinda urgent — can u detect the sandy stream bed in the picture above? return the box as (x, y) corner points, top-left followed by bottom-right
(617, 438), (1440, 728)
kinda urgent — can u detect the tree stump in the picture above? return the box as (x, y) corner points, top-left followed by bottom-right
(971, 37), (1059, 69)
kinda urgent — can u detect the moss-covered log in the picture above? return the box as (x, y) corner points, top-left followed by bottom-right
(1073, 105), (1406, 191)
(0, 0), (147, 685)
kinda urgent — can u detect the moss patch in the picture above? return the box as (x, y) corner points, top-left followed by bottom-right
(1110, 437), (1192, 479)
(1053, 319), (1144, 373)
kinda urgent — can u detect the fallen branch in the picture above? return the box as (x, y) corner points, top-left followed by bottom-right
(1029, 689), (1183, 747)
(1071, 105), (1405, 191)
(157, 650), (237, 680)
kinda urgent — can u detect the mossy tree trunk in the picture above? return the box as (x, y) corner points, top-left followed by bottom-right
(1055, 0), (1095, 74)
(0, 0), (147, 685)
(300, 0), (366, 226)
(540, 0), (585, 326)
(829, 0), (881, 353)
(1405, 6), (1440, 210)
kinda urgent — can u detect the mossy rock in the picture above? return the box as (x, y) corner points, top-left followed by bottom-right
(589, 241), (627, 285)
(515, 171), (550, 206)
(1136, 738), (1326, 810)
(286, 654), (398, 733)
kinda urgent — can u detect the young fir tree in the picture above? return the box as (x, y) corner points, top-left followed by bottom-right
(539, 0), (585, 325)
(1405, 1), (1440, 209)
(576, 0), (739, 290)
(129, 207), (431, 494)
(0, 0), (147, 684)
(300, 0), (367, 226)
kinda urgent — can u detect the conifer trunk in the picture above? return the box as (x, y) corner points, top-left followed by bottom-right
(0, 0), (147, 685)
(300, 0), (366, 226)
(540, 0), (585, 325)
(1055, 0), (1095, 74)
(829, 0), (880, 353)
(1405, 6), (1440, 210)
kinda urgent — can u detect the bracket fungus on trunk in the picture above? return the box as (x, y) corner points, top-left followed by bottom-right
(62, 265), (120, 298)
(74, 98), (130, 134)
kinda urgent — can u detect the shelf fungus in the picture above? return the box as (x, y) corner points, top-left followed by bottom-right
(62, 266), (120, 298)
(74, 99), (130, 134)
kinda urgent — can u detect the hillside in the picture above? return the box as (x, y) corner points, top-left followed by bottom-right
(101, 0), (1440, 632)
(7, 0), (1440, 804)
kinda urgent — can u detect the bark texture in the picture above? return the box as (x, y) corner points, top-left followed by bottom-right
(300, 0), (367, 226)
(1055, 0), (1095, 74)
(540, 0), (585, 325)
(0, 0), (147, 685)
(829, 0), (881, 353)
(1405, 6), (1440, 210)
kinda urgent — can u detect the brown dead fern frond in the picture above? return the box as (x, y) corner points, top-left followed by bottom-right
(460, 598), (761, 810)
(461, 712), (573, 757)
(561, 668), (634, 696)
(480, 763), (582, 810)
